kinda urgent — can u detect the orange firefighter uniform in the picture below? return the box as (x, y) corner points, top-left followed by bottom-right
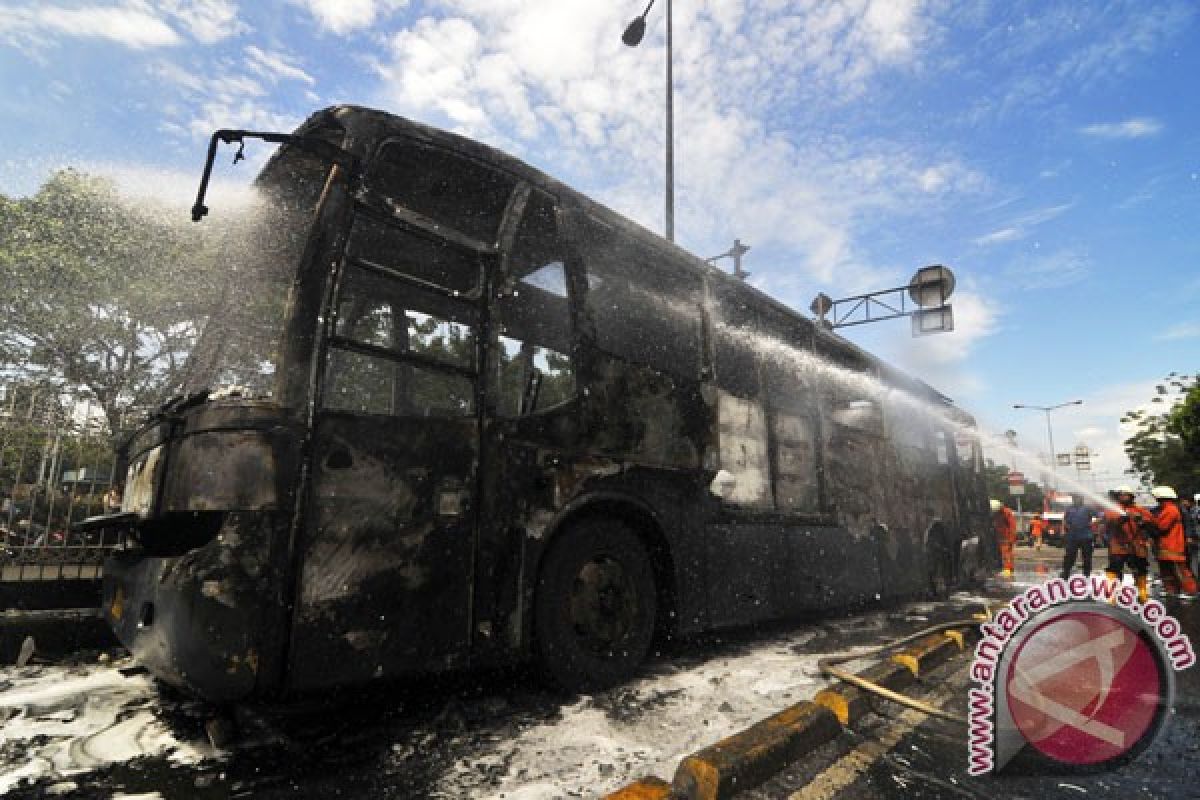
(1103, 502), (1151, 603)
(993, 504), (1017, 576)
(1150, 501), (1198, 596)
(1029, 516), (1046, 550)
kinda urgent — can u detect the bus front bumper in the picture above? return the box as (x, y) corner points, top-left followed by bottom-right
(102, 540), (269, 703)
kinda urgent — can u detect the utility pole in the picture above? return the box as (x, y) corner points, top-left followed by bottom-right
(1013, 400), (1083, 491)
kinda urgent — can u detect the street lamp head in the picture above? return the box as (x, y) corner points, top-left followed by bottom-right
(1012, 404), (1025, 409)
(622, 16), (646, 46)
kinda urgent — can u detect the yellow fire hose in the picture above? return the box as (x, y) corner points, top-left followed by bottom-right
(817, 606), (996, 725)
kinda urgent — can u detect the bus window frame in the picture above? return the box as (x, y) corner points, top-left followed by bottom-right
(320, 258), (483, 418)
(705, 276), (835, 524)
(492, 186), (580, 419)
(362, 136), (517, 253)
(314, 133), (541, 420)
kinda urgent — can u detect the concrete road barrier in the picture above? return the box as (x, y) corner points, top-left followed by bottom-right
(600, 776), (672, 799)
(670, 701), (841, 800)
(813, 659), (916, 725)
(603, 623), (980, 800)
(890, 631), (962, 677)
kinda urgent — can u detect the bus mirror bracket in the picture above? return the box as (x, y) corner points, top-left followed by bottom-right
(191, 128), (358, 222)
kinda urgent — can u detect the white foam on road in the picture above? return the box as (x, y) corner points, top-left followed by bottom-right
(438, 628), (893, 799)
(0, 663), (214, 794)
(441, 593), (991, 799)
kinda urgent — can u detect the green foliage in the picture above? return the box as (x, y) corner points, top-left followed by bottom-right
(1, 168), (305, 443)
(0, 170), (219, 439)
(983, 458), (1046, 511)
(1122, 373), (1200, 496)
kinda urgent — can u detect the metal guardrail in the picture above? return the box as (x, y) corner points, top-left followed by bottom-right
(1, 526), (123, 582)
(2, 382), (124, 588)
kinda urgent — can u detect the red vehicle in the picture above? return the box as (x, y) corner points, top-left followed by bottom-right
(1040, 491), (1075, 546)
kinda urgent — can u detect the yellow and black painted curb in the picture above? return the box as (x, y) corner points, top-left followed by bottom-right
(602, 776), (673, 799)
(601, 624), (979, 800)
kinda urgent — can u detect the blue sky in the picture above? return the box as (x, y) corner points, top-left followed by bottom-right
(1, 0), (1197, 483)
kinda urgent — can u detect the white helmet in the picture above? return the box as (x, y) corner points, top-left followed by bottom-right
(989, 499), (1003, 512)
(1114, 485), (1135, 494)
(1151, 486), (1178, 500)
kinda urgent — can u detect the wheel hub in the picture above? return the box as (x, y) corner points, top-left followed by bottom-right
(568, 557), (637, 655)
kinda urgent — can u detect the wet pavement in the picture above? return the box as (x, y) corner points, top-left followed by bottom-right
(2, 545), (1195, 798)
(1, 591), (994, 798)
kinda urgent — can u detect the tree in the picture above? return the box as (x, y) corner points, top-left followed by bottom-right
(0, 169), (266, 442)
(1121, 373), (1200, 497)
(983, 459), (1045, 512)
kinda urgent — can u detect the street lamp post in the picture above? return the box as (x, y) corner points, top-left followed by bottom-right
(1013, 400), (1083, 489)
(623, 0), (674, 243)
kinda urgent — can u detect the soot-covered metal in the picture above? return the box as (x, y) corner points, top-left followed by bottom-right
(96, 106), (994, 704)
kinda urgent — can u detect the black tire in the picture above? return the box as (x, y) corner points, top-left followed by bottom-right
(534, 518), (657, 692)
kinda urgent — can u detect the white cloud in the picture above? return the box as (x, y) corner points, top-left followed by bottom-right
(151, 60), (266, 100)
(969, 3), (1194, 121)
(973, 227), (1020, 246)
(981, 380), (1164, 487)
(1061, 378), (1182, 484)
(1080, 116), (1163, 139)
(245, 45), (316, 86)
(159, 0), (249, 43)
(185, 100), (301, 141)
(1, 4), (182, 50)
(1156, 322), (1200, 341)
(860, 285), (1000, 403)
(1004, 247), (1090, 290)
(371, 1), (981, 287)
(295, 0), (407, 35)
(973, 202), (1071, 247)
(893, 289), (997, 364)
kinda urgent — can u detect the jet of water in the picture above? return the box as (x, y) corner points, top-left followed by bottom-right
(713, 320), (1122, 512)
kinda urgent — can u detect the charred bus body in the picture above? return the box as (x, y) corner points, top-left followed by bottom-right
(98, 106), (994, 702)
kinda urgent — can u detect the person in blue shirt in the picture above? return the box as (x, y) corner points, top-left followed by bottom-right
(1060, 494), (1097, 579)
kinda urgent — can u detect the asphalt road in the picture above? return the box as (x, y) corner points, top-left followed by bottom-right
(747, 545), (1200, 800)
(4, 545), (1196, 799)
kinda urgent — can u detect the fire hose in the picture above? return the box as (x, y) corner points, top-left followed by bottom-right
(816, 607), (995, 725)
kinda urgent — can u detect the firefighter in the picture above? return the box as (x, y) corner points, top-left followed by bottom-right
(1060, 494), (1096, 580)
(1029, 513), (1046, 551)
(1145, 486), (1198, 597)
(991, 499), (1016, 577)
(1103, 486), (1151, 603)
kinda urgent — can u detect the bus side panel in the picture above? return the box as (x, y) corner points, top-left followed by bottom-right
(875, 449), (951, 599)
(873, 525), (928, 600)
(704, 523), (781, 626)
(286, 414), (477, 692)
(803, 526), (885, 609)
(704, 522), (883, 623)
(572, 351), (715, 636)
(543, 468), (713, 638)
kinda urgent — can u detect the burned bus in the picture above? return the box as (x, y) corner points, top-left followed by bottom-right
(96, 106), (994, 702)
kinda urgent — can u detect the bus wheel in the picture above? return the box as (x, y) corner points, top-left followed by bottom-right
(534, 518), (657, 692)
